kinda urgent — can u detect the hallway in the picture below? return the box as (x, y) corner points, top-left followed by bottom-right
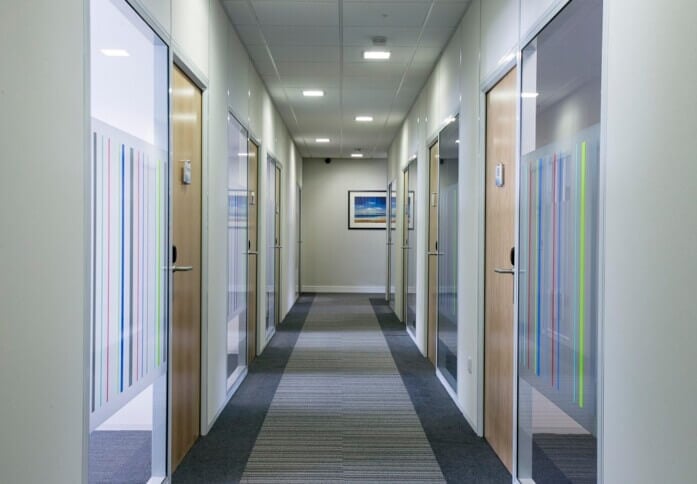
(174, 294), (509, 483)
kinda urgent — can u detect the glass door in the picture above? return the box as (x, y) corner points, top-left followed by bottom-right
(517, 1), (603, 482)
(266, 157), (281, 334)
(403, 160), (417, 335)
(437, 118), (459, 391)
(89, 0), (169, 481)
(226, 114), (248, 389)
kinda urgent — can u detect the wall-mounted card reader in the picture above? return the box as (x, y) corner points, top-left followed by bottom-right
(495, 163), (504, 187)
(182, 160), (192, 185)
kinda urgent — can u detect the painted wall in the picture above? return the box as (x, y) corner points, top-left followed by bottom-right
(302, 158), (387, 293)
(0, 1), (88, 482)
(601, 0), (697, 481)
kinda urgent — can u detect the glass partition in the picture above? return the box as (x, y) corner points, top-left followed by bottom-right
(517, 1), (603, 482)
(89, 0), (168, 481)
(404, 160), (417, 335)
(266, 157), (278, 333)
(388, 180), (397, 309)
(437, 118), (459, 390)
(227, 114), (248, 389)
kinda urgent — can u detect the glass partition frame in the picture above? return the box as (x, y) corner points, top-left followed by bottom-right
(516, 1), (603, 482)
(404, 159), (418, 336)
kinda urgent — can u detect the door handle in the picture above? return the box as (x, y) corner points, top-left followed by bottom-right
(274, 245), (283, 249)
(427, 251), (443, 256)
(494, 267), (515, 275)
(172, 265), (193, 272)
(246, 251), (258, 255)
(402, 246), (410, 249)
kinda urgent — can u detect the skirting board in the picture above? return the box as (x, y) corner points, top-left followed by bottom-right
(303, 285), (385, 294)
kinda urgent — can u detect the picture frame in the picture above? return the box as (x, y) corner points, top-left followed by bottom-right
(348, 190), (387, 230)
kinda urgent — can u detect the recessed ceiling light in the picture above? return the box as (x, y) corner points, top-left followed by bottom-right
(355, 116), (374, 122)
(315, 138), (330, 143)
(101, 49), (130, 57)
(351, 153), (364, 158)
(521, 92), (539, 98)
(303, 90), (324, 97)
(363, 50), (391, 60)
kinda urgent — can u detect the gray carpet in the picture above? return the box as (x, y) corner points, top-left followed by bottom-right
(88, 431), (151, 484)
(241, 294), (445, 483)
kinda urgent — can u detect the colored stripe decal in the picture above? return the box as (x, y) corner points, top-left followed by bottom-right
(120, 144), (125, 393)
(551, 153), (557, 386)
(106, 137), (111, 401)
(579, 142), (587, 408)
(536, 158), (542, 376)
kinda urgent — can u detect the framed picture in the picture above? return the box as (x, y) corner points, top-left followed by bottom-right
(348, 190), (387, 229)
(228, 189), (248, 228)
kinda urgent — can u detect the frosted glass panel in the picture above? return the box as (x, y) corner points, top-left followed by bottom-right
(388, 181), (397, 309)
(405, 160), (417, 334)
(89, 0), (168, 480)
(227, 114), (248, 387)
(266, 159), (277, 332)
(517, 1), (602, 482)
(437, 119), (458, 391)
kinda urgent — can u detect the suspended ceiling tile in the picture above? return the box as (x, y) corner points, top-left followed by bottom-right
(223, 0), (257, 25)
(427, 1), (471, 29)
(260, 25), (341, 46)
(343, 1), (431, 28)
(251, 0), (339, 27)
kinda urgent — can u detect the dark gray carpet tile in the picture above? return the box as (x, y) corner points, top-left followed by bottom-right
(172, 295), (315, 484)
(369, 298), (511, 484)
(88, 431), (151, 484)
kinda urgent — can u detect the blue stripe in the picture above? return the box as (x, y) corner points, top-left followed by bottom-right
(120, 144), (125, 393)
(536, 158), (543, 376)
(556, 154), (563, 389)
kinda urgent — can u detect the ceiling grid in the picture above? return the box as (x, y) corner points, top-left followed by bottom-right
(223, 0), (471, 159)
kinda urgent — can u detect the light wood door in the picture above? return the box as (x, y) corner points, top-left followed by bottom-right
(274, 165), (281, 326)
(171, 66), (202, 471)
(247, 140), (259, 364)
(427, 141), (439, 365)
(484, 67), (517, 473)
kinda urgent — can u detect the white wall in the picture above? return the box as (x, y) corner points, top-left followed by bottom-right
(302, 158), (387, 293)
(601, 0), (697, 481)
(0, 1), (88, 483)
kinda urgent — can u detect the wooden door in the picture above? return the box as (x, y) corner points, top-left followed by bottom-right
(274, 165), (281, 326)
(484, 67), (517, 473)
(247, 140), (259, 364)
(427, 141), (439, 365)
(171, 66), (202, 471)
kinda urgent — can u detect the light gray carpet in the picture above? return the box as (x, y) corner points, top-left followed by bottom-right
(241, 294), (445, 483)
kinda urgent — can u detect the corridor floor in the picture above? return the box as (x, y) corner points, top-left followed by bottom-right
(174, 294), (510, 483)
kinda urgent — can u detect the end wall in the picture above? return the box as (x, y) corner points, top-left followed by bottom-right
(302, 158), (387, 293)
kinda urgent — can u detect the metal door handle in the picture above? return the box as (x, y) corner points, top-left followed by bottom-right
(494, 267), (515, 275)
(402, 246), (410, 249)
(427, 251), (443, 256)
(274, 245), (283, 249)
(172, 265), (193, 272)
(246, 251), (258, 255)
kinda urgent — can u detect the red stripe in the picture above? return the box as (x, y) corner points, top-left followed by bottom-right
(106, 138), (111, 401)
(527, 166), (533, 369)
(551, 153), (557, 386)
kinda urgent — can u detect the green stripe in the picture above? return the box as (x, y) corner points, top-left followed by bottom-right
(156, 160), (162, 365)
(579, 142), (587, 408)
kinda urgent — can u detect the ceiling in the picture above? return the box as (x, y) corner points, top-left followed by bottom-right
(222, 0), (471, 159)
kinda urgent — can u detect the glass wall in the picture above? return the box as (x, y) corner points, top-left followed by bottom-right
(404, 160), (417, 335)
(227, 114), (248, 389)
(517, 1), (603, 482)
(388, 180), (397, 309)
(437, 118), (459, 390)
(266, 157), (278, 333)
(89, 0), (168, 481)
